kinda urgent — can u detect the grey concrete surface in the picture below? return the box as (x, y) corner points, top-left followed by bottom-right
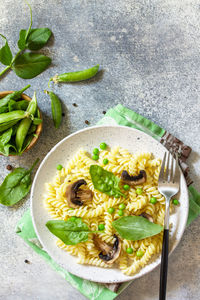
(0, 0), (200, 299)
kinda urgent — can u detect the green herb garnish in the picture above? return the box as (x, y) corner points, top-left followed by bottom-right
(112, 216), (163, 241)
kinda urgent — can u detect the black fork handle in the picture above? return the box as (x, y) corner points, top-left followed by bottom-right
(159, 229), (169, 300)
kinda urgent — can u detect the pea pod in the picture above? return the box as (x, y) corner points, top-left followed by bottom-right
(33, 117), (42, 125)
(45, 90), (62, 129)
(89, 165), (126, 198)
(0, 110), (29, 124)
(15, 92), (37, 152)
(49, 64), (99, 84)
(0, 84), (30, 108)
(0, 120), (20, 133)
(15, 100), (29, 111)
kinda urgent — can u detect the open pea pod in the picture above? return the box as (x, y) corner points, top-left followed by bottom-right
(89, 165), (126, 198)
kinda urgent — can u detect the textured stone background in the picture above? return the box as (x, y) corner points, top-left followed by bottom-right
(0, 0), (200, 299)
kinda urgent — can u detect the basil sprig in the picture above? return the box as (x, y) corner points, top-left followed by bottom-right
(0, 158), (39, 206)
(46, 219), (92, 245)
(90, 165), (126, 198)
(112, 216), (163, 241)
(0, 1), (52, 79)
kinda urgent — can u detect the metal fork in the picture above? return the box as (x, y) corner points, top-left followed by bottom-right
(158, 152), (180, 300)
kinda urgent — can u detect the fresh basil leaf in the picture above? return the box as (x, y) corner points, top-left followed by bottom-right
(0, 127), (12, 145)
(15, 100), (29, 111)
(0, 34), (13, 66)
(0, 158), (39, 206)
(0, 106), (8, 114)
(112, 216), (163, 241)
(18, 29), (27, 50)
(90, 165), (126, 198)
(8, 99), (17, 111)
(12, 52), (51, 79)
(46, 219), (90, 245)
(26, 28), (52, 50)
(0, 128), (15, 156)
(33, 117), (42, 125)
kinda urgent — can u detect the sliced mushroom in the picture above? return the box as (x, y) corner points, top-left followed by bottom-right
(94, 234), (121, 264)
(121, 170), (147, 186)
(65, 179), (93, 208)
(140, 213), (154, 223)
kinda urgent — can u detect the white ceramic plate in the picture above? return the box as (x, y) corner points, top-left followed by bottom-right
(31, 125), (189, 283)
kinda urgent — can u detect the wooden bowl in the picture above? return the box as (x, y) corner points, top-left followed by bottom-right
(0, 91), (42, 155)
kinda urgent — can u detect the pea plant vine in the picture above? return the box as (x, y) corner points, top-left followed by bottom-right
(0, 1), (52, 79)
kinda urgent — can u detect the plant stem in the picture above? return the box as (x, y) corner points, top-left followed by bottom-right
(0, 65), (11, 77)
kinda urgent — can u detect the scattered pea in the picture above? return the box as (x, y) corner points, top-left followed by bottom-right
(57, 164), (63, 170)
(93, 148), (99, 155)
(107, 207), (115, 214)
(126, 247), (133, 254)
(119, 203), (126, 210)
(136, 250), (144, 257)
(118, 209), (124, 216)
(92, 154), (99, 161)
(136, 188), (143, 195)
(103, 158), (109, 165)
(123, 184), (130, 191)
(100, 142), (107, 150)
(150, 197), (157, 204)
(70, 216), (77, 221)
(98, 224), (105, 230)
(172, 199), (179, 205)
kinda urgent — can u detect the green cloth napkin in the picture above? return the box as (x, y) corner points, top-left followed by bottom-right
(16, 104), (200, 300)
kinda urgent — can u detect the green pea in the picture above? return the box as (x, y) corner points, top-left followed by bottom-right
(150, 197), (157, 204)
(123, 184), (130, 191)
(70, 216), (77, 221)
(107, 207), (115, 214)
(103, 158), (109, 165)
(92, 154), (99, 161)
(136, 250), (144, 257)
(126, 247), (133, 254)
(119, 203), (126, 210)
(57, 164), (63, 170)
(100, 142), (107, 150)
(98, 224), (105, 230)
(136, 188), (143, 195)
(69, 208), (74, 210)
(93, 148), (99, 155)
(118, 209), (124, 216)
(108, 180), (114, 187)
(172, 199), (179, 205)
(115, 194), (120, 198)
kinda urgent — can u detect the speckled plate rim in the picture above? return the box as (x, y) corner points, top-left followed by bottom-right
(31, 125), (189, 283)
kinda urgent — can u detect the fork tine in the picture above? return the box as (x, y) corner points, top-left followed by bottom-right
(173, 153), (180, 183)
(165, 152), (170, 182)
(159, 152), (166, 180)
(169, 153), (174, 182)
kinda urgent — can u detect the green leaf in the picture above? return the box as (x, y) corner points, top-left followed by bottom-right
(112, 216), (163, 241)
(26, 28), (52, 50)
(18, 29), (27, 50)
(0, 158), (39, 206)
(89, 165), (126, 198)
(0, 34), (13, 66)
(0, 127), (13, 156)
(46, 219), (90, 245)
(12, 52), (51, 79)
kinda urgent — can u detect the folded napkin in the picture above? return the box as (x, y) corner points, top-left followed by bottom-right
(16, 104), (200, 300)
